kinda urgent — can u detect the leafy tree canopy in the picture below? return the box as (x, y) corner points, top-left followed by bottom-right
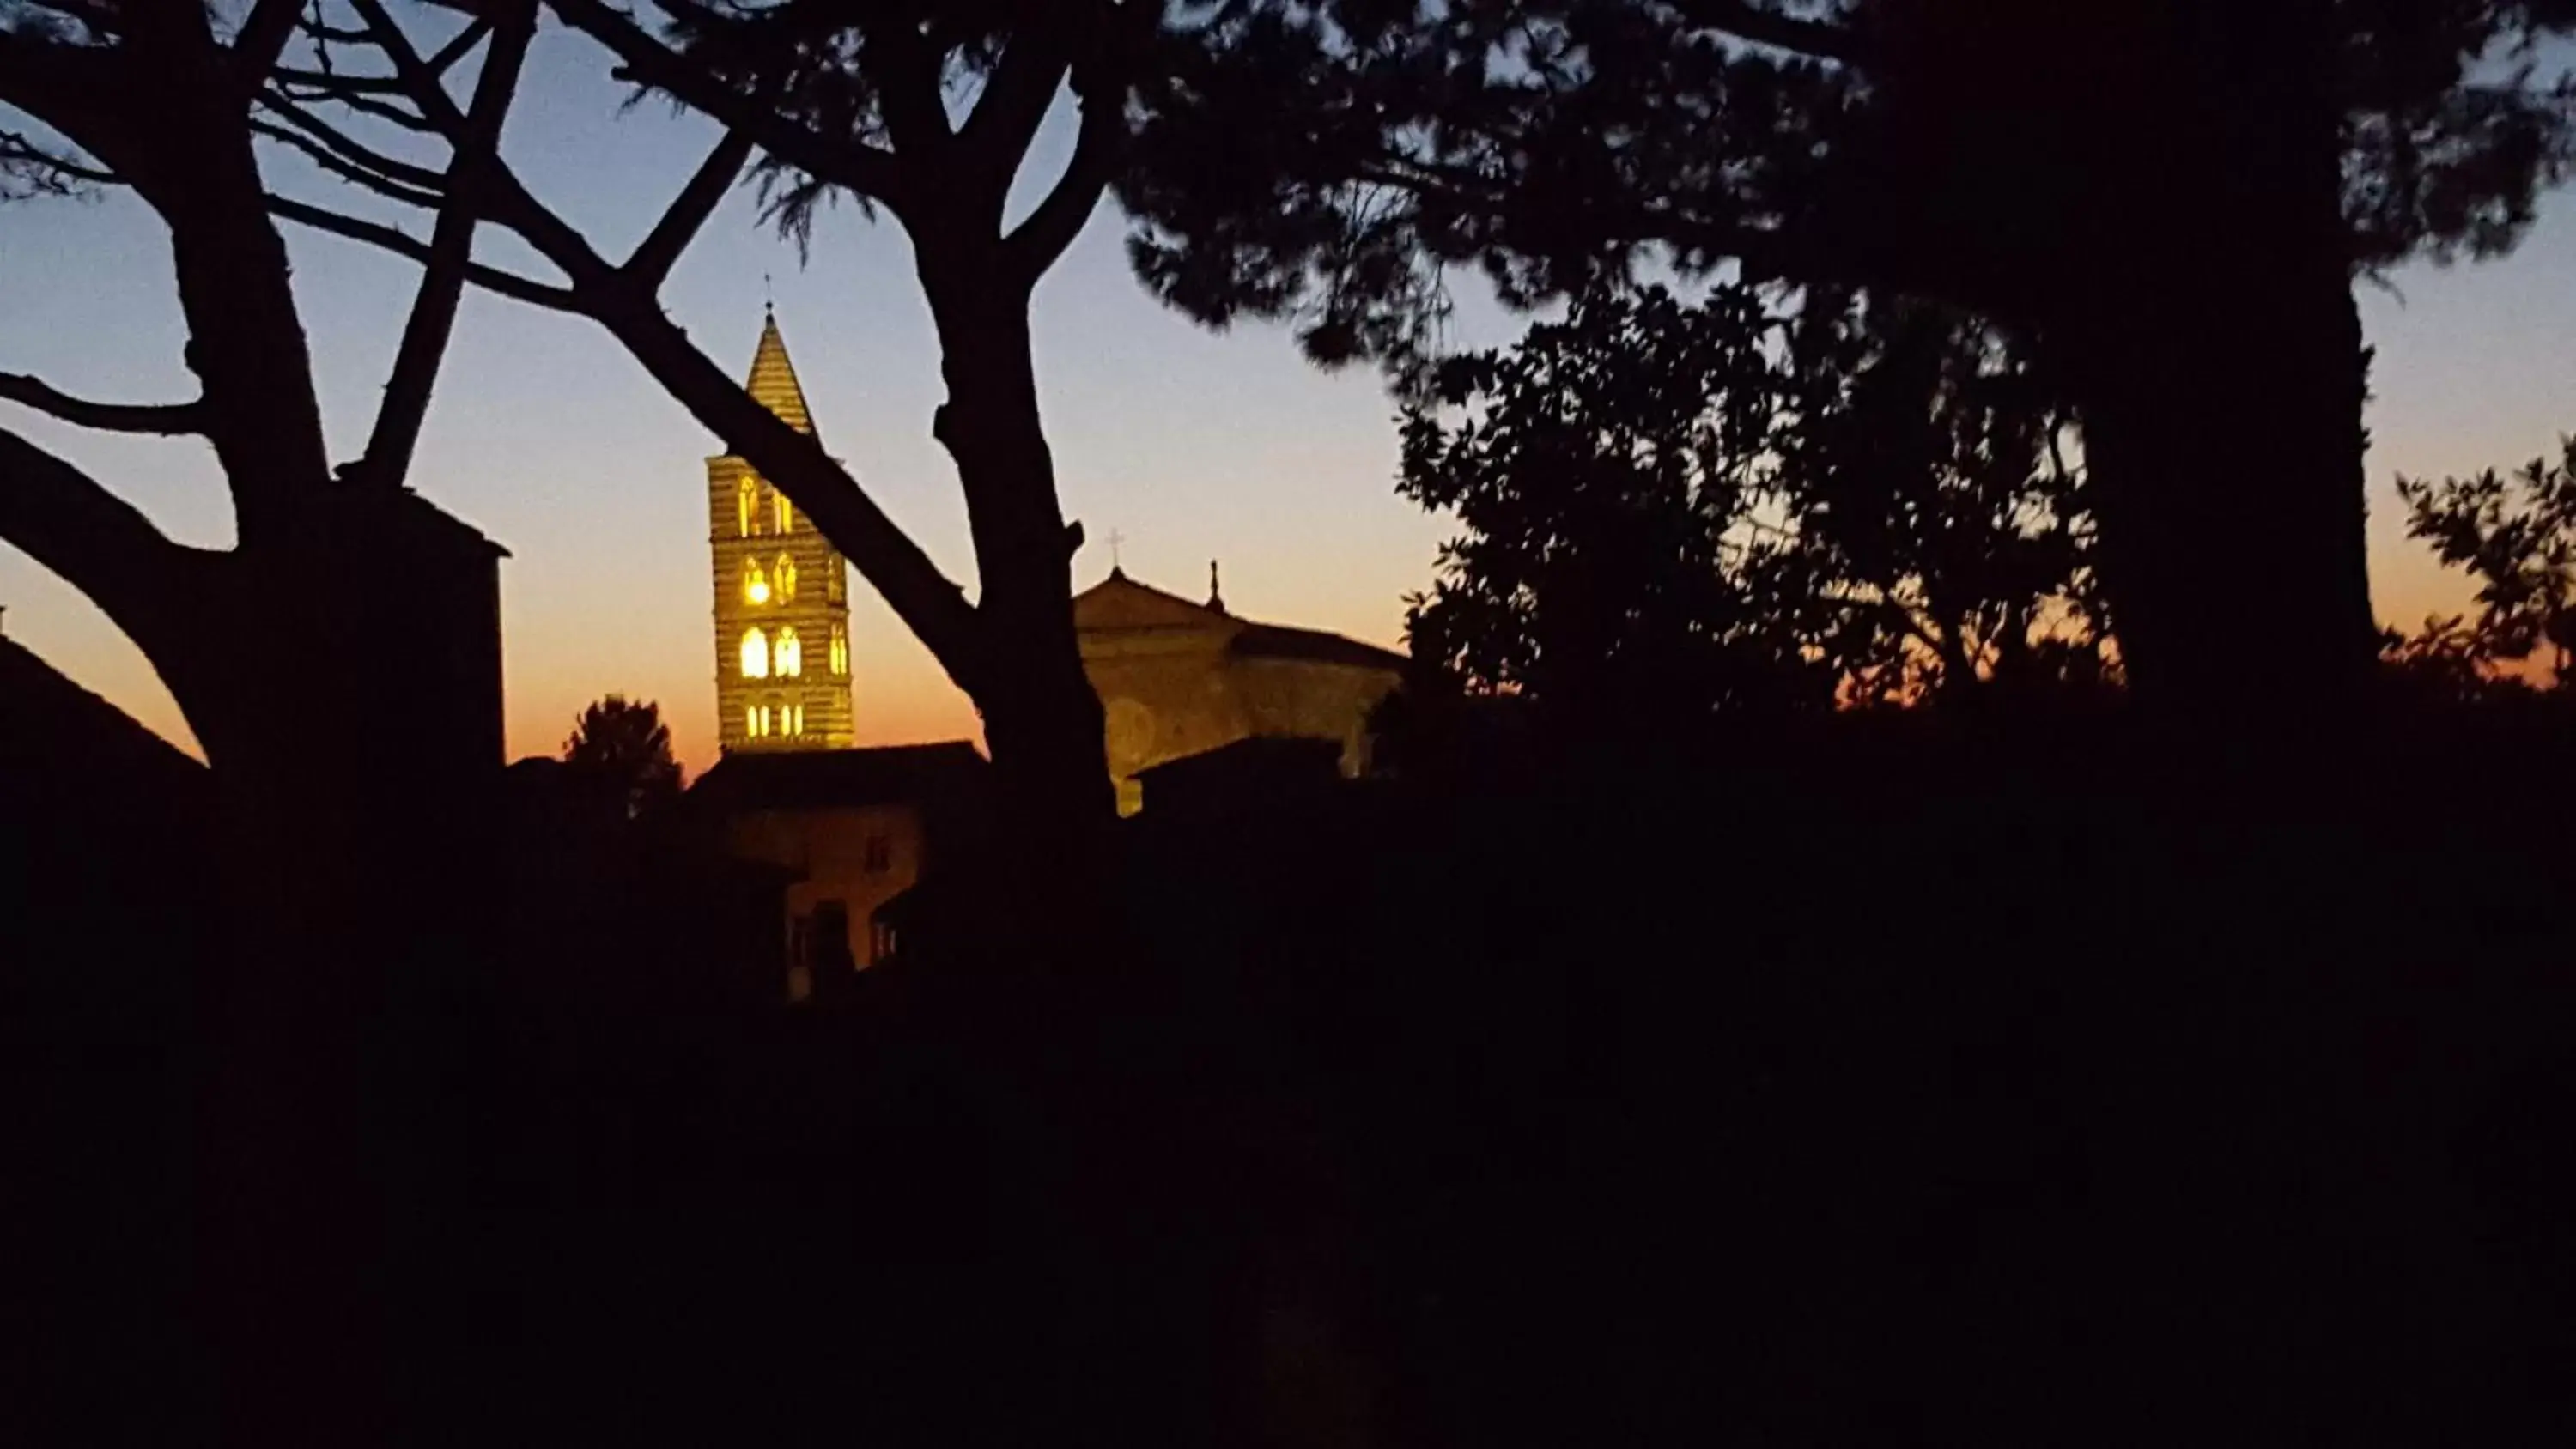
(2389, 434), (2576, 692)
(562, 694), (684, 820)
(1400, 280), (2103, 733)
(1118, 1), (2576, 367)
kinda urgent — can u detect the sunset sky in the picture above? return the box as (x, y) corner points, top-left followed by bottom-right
(3, 27), (2573, 776)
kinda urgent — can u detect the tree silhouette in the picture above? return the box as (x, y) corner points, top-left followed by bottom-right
(1778, 288), (2108, 707)
(260, 0), (1184, 829)
(1400, 282), (2102, 730)
(0, 3), (524, 1441)
(1400, 284), (1837, 731)
(562, 694), (684, 820)
(1117, 0), (2576, 723)
(2388, 433), (2576, 692)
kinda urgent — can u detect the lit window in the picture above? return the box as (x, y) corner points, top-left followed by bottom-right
(738, 478), (757, 537)
(774, 490), (793, 534)
(744, 704), (767, 738)
(829, 625), (848, 676)
(783, 701), (805, 737)
(744, 559), (770, 605)
(740, 627), (769, 678)
(775, 626), (802, 678)
(775, 553), (797, 603)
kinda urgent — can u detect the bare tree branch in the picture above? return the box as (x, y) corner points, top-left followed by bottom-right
(1, 128), (118, 191)
(360, 0), (538, 488)
(0, 426), (203, 657)
(424, 18), (495, 78)
(230, 0), (308, 89)
(251, 118), (451, 209)
(295, 88), (441, 134)
(0, 373), (209, 434)
(958, 27), (1070, 181)
(254, 94), (450, 192)
(272, 64), (411, 95)
(295, 11), (378, 46)
(623, 130), (754, 288)
(346, 0), (471, 133)
(544, 0), (913, 208)
(334, 2), (623, 294)
(1004, 94), (1118, 281)
(268, 195), (581, 311)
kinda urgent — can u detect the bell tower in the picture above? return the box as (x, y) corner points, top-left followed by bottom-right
(710, 307), (856, 752)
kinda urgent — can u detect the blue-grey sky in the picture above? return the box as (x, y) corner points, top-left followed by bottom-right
(3, 25), (2573, 772)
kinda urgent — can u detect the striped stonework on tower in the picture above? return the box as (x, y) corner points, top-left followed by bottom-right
(708, 308), (857, 752)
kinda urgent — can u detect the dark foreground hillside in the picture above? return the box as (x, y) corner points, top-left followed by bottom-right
(10, 708), (2576, 1446)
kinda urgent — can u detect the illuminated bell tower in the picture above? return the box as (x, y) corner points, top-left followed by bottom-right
(710, 307), (856, 752)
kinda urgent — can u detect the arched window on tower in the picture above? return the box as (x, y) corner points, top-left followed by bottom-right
(783, 700), (805, 737)
(738, 478), (758, 537)
(775, 626), (802, 678)
(744, 559), (770, 606)
(829, 624), (848, 676)
(740, 627), (769, 679)
(775, 554), (797, 603)
(775, 490), (793, 534)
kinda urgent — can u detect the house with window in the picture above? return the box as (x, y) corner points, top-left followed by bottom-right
(687, 743), (989, 1002)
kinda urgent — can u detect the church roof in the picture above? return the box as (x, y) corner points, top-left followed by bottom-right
(689, 741), (987, 812)
(1229, 621), (1406, 672)
(1073, 569), (1228, 631)
(1072, 568), (1406, 672)
(744, 308), (817, 438)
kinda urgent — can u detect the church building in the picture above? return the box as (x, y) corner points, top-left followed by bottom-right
(708, 308), (857, 751)
(1078, 565), (1406, 815)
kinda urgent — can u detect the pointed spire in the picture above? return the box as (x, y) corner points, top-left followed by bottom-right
(1206, 559), (1225, 614)
(744, 308), (817, 438)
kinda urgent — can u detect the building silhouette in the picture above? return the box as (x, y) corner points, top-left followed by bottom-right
(709, 308), (856, 752)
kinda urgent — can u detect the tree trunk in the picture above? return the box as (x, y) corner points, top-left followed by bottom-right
(2050, 1), (2378, 728)
(919, 257), (1115, 834)
(1826, 0), (2381, 727)
(2071, 270), (2377, 723)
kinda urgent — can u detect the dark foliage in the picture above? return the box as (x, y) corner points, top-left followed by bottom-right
(1118, 1), (2576, 365)
(1779, 287), (2111, 705)
(562, 694), (684, 820)
(1399, 284), (1836, 723)
(1114, 1), (2576, 715)
(2385, 431), (2576, 696)
(1398, 281), (2104, 726)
